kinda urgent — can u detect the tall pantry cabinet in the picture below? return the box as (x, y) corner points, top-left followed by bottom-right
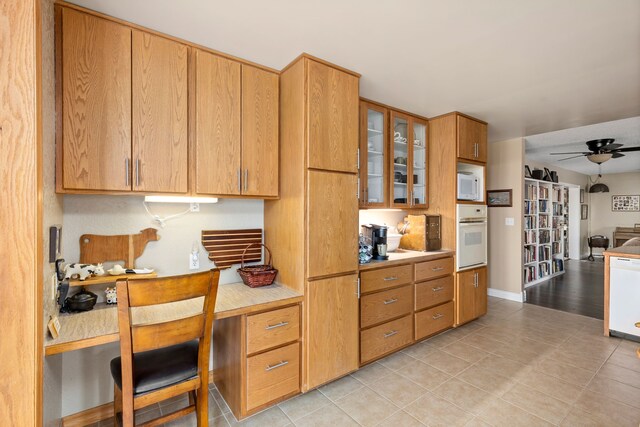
(265, 55), (360, 391)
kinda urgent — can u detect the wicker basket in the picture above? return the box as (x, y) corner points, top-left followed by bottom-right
(237, 243), (278, 288)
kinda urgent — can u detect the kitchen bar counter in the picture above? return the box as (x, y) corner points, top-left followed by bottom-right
(604, 245), (640, 258)
(603, 245), (640, 337)
(358, 249), (454, 271)
(45, 282), (302, 356)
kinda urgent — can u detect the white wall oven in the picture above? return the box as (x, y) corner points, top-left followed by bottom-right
(457, 204), (487, 270)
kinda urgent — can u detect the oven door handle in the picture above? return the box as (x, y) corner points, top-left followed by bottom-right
(459, 221), (487, 226)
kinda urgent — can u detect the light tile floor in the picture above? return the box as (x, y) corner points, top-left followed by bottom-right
(97, 297), (640, 427)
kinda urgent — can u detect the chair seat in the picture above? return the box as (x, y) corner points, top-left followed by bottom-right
(111, 341), (199, 395)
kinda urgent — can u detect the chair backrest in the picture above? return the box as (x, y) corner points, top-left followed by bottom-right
(115, 269), (220, 389)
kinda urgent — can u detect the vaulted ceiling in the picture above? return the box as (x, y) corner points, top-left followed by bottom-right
(69, 0), (640, 143)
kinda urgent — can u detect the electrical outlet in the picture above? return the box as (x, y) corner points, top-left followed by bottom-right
(190, 202), (200, 212)
(189, 251), (200, 270)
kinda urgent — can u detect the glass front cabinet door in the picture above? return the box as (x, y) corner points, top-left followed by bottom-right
(390, 111), (428, 209)
(360, 102), (388, 208)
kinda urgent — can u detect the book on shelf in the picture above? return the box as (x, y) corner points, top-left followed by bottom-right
(539, 230), (550, 243)
(538, 215), (549, 229)
(524, 266), (537, 284)
(552, 259), (564, 273)
(524, 230), (537, 244)
(524, 216), (536, 230)
(552, 203), (563, 216)
(538, 245), (551, 262)
(524, 246), (537, 264)
(539, 186), (549, 199)
(539, 262), (550, 277)
(539, 200), (549, 213)
(524, 200), (537, 215)
(525, 183), (538, 200)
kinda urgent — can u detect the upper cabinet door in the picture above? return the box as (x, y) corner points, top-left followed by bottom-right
(195, 50), (241, 195)
(390, 111), (411, 209)
(360, 102), (388, 208)
(306, 60), (359, 173)
(62, 8), (131, 191)
(457, 115), (487, 163)
(241, 65), (279, 197)
(410, 118), (428, 208)
(132, 31), (188, 193)
(307, 170), (359, 278)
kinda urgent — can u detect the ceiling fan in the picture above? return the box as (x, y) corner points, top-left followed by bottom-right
(550, 138), (640, 164)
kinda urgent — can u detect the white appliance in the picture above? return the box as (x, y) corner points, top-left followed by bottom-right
(457, 172), (479, 201)
(609, 256), (640, 340)
(457, 204), (487, 270)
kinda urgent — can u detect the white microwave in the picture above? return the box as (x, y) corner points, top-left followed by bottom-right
(457, 173), (479, 201)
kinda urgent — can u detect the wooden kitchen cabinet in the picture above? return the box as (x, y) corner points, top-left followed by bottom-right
(306, 274), (360, 389)
(307, 170), (359, 278)
(59, 8), (132, 192)
(241, 65), (279, 197)
(456, 266), (487, 325)
(132, 31), (188, 193)
(359, 101), (389, 208)
(457, 114), (487, 163)
(307, 60), (359, 173)
(390, 111), (428, 209)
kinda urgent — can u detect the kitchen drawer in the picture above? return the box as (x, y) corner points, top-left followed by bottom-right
(360, 315), (412, 364)
(415, 257), (454, 282)
(361, 285), (412, 328)
(247, 305), (300, 355)
(415, 276), (454, 311)
(360, 264), (412, 294)
(246, 342), (300, 411)
(415, 301), (454, 341)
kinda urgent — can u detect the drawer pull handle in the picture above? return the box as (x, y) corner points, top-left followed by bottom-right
(383, 330), (398, 338)
(265, 360), (289, 371)
(265, 321), (289, 330)
(432, 286), (444, 292)
(383, 276), (398, 281)
(431, 267), (444, 272)
(383, 298), (398, 305)
(432, 313), (444, 320)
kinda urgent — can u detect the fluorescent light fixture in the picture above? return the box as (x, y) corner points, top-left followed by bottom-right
(144, 196), (219, 204)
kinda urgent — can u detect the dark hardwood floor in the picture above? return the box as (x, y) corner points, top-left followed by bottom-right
(524, 259), (604, 319)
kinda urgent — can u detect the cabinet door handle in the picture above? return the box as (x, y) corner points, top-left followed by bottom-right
(432, 313), (444, 320)
(432, 286), (444, 292)
(244, 169), (248, 192)
(237, 169), (241, 193)
(265, 360), (289, 371)
(135, 159), (141, 187)
(432, 266), (444, 272)
(383, 330), (398, 338)
(356, 278), (361, 299)
(125, 158), (130, 187)
(383, 298), (398, 305)
(383, 276), (398, 281)
(265, 321), (289, 330)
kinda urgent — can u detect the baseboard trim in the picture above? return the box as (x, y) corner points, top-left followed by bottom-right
(61, 370), (217, 426)
(487, 288), (524, 303)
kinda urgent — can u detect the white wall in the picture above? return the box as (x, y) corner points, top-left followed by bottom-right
(589, 172), (640, 248)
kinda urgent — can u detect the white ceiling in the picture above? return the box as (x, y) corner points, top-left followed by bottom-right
(69, 0), (640, 143)
(525, 117), (640, 175)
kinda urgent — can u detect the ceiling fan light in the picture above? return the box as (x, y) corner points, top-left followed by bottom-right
(589, 183), (610, 193)
(587, 153), (613, 164)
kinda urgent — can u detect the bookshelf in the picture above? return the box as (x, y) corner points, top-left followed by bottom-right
(523, 178), (567, 287)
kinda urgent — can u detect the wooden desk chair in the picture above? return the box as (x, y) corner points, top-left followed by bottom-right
(111, 269), (220, 426)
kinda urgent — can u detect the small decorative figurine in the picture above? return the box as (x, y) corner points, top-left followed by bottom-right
(63, 263), (105, 281)
(105, 287), (117, 305)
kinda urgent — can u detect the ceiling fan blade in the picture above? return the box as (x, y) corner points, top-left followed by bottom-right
(614, 146), (640, 153)
(601, 143), (623, 151)
(558, 155), (587, 161)
(612, 152), (625, 158)
(550, 152), (590, 155)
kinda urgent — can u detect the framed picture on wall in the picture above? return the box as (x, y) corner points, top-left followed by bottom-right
(612, 195), (640, 212)
(581, 204), (588, 220)
(524, 165), (532, 178)
(487, 189), (512, 207)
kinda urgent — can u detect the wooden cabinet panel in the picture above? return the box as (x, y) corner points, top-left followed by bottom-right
(246, 305), (299, 355)
(360, 315), (412, 364)
(306, 275), (359, 389)
(307, 171), (358, 278)
(415, 257), (454, 282)
(360, 264), (412, 294)
(307, 60), (359, 173)
(242, 65), (279, 197)
(61, 8), (131, 191)
(246, 342), (299, 411)
(457, 115), (487, 163)
(457, 267), (487, 325)
(476, 267), (488, 318)
(132, 31), (188, 193)
(415, 301), (454, 340)
(361, 285), (413, 329)
(415, 275), (454, 311)
(195, 50), (241, 195)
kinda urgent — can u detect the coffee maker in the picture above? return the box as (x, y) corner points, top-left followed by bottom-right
(362, 224), (389, 260)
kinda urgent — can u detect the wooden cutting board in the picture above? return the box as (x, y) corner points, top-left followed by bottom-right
(202, 229), (263, 269)
(79, 228), (159, 268)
